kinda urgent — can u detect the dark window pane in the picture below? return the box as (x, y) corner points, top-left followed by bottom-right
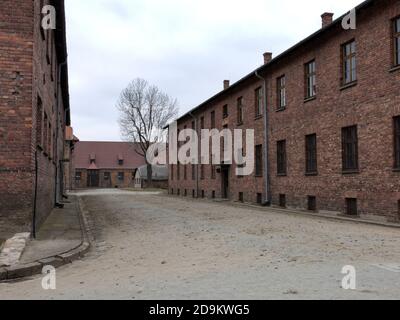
(306, 134), (317, 173)
(277, 140), (287, 175)
(342, 125), (358, 171)
(394, 116), (400, 168)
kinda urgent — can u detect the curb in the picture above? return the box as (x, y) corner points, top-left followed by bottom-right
(166, 194), (400, 230)
(0, 196), (92, 282)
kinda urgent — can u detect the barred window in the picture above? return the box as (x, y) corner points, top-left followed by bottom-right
(255, 145), (263, 176)
(342, 125), (358, 172)
(394, 116), (400, 169)
(237, 97), (244, 124)
(223, 105), (228, 118)
(277, 140), (287, 175)
(305, 134), (317, 174)
(393, 17), (400, 67)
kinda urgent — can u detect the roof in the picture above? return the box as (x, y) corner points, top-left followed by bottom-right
(168, 0), (374, 125)
(136, 165), (169, 181)
(73, 141), (146, 170)
(52, 0), (70, 126)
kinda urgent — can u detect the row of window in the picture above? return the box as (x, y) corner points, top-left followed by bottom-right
(191, 17), (400, 130)
(75, 171), (136, 182)
(276, 117), (400, 176)
(36, 96), (55, 159)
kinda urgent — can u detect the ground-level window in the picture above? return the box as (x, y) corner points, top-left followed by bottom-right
(257, 193), (262, 204)
(345, 198), (358, 216)
(279, 194), (286, 208)
(118, 172), (124, 181)
(238, 192), (244, 203)
(201, 190), (205, 198)
(307, 196), (317, 211)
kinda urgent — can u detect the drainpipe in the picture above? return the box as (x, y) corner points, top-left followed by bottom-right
(55, 59), (68, 207)
(188, 112), (199, 198)
(32, 150), (39, 238)
(255, 70), (271, 205)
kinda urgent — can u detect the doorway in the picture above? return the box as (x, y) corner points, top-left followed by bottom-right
(87, 170), (99, 188)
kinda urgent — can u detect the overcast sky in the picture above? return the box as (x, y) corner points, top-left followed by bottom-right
(65, 0), (362, 141)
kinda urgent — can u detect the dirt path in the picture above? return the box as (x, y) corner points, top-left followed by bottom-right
(1, 190), (400, 299)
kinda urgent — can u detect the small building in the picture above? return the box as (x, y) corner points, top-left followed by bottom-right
(134, 165), (169, 189)
(73, 141), (146, 189)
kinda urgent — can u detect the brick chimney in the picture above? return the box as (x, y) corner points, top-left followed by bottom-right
(321, 12), (334, 28)
(263, 52), (273, 64)
(223, 80), (230, 90)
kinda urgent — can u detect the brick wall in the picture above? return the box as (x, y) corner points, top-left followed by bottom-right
(0, 0), (68, 236)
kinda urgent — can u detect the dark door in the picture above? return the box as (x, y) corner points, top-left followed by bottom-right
(221, 167), (229, 199)
(87, 170), (99, 188)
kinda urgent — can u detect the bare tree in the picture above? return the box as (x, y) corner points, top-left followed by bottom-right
(117, 78), (178, 186)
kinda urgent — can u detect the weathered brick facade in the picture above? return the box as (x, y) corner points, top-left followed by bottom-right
(0, 0), (70, 237)
(168, 0), (400, 223)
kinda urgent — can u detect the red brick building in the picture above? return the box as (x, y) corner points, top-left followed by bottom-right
(0, 0), (71, 237)
(73, 142), (146, 189)
(168, 0), (400, 222)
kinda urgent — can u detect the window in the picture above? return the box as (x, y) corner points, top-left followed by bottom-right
(200, 117), (205, 130)
(277, 140), (287, 175)
(43, 113), (48, 154)
(346, 198), (358, 216)
(75, 172), (82, 181)
(131, 172), (135, 181)
(305, 60), (316, 99)
(192, 165), (195, 180)
(223, 105), (228, 118)
(305, 134), (317, 174)
(104, 172), (110, 180)
(177, 189), (180, 196)
(118, 159), (124, 165)
(342, 125), (358, 172)
(255, 87), (263, 117)
(177, 164), (180, 180)
(277, 75), (286, 109)
(184, 165), (187, 180)
(237, 97), (244, 124)
(257, 193), (262, 204)
(118, 172), (124, 181)
(393, 17), (400, 67)
(239, 192), (244, 203)
(279, 194), (286, 208)
(192, 190), (195, 198)
(184, 189), (187, 197)
(211, 165), (216, 179)
(342, 40), (357, 85)
(211, 111), (216, 129)
(200, 165), (205, 180)
(48, 123), (52, 158)
(255, 145), (263, 176)
(201, 190), (205, 199)
(36, 97), (43, 148)
(212, 191), (216, 199)
(308, 196), (317, 211)
(394, 116), (400, 169)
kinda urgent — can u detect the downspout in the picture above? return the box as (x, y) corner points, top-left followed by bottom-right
(188, 112), (199, 198)
(255, 70), (271, 205)
(55, 59), (68, 206)
(33, 150), (39, 238)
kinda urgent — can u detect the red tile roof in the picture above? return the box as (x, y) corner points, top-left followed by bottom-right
(73, 141), (146, 170)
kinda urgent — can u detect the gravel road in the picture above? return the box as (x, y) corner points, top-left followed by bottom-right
(1, 189), (400, 300)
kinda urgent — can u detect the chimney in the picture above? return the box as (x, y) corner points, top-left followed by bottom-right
(263, 52), (273, 65)
(321, 12), (334, 28)
(223, 80), (230, 90)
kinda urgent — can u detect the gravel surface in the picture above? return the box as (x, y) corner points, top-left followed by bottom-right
(1, 189), (400, 300)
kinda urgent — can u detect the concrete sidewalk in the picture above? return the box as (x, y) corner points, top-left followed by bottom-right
(0, 195), (90, 281)
(19, 197), (83, 264)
